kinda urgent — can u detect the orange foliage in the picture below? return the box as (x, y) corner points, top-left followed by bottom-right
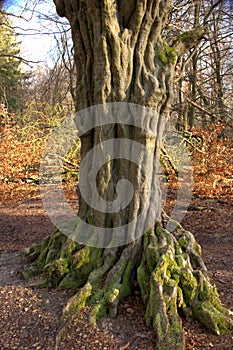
(191, 122), (233, 200)
(0, 118), (44, 204)
(0, 123), (43, 182)
(0, 116), (232, 205)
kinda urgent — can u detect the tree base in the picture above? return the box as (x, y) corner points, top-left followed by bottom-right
(25, 221), (233, 350)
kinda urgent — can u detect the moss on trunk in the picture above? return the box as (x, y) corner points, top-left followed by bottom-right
(25, 221), (233, 350)
(32, 2), (233, 349)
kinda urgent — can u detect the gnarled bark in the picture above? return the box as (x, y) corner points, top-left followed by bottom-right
(26, 221), (233, 350)
(26, 1), (233, 349)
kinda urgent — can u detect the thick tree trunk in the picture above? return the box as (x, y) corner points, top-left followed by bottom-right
(26, 1), (233, 349)
(56, 0), (176, 242)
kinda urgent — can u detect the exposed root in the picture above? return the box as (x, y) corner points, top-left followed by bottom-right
(63, 240), (142, 323)
(138, 223), (233, 349)
(25, 223), (233, 350)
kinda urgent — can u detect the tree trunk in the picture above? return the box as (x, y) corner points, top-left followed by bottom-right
(209, 11), (227, 121)
(26, 1), (233, 349)
(187, 1), (200, 128)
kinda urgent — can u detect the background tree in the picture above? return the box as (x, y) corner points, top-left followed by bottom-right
(172, 0), (233, 129)
(14, 1), (76, 124)
(26, 1), (233, 349)
(0, 6), (22, 111)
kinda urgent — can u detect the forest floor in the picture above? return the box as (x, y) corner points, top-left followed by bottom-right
(0, 179), (233, 350)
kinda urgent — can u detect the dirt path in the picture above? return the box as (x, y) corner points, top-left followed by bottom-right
(0, 196), (70, 350)
(0, 186), (233, 349)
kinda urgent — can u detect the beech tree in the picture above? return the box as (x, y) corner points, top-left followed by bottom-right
(172, 0), (233, 129)
(27, 1), (233, 349)
(0, 7), (22, 110)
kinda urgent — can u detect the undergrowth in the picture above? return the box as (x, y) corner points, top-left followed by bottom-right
(0, 103), (232, 203)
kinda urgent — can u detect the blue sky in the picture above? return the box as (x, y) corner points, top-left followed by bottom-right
(5, 0), (70, 69)
(2, 0), (19, 8)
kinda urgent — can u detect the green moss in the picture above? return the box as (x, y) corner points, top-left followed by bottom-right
(104, 285), (120, 303)
(34, 243), (50, 271)
(87, 213), (95, 225)
(193, 301), (231, 335)
(146, 273), (185, 349)
(146, 246), (159, 273)
(163, 279), (178, 309)
(24, 236), (51, 270)
(25, 221), (233, 346)
(60, 239), (78, 259)
(145, 274), (160, 327)
(158, 41), (177, 65)
(72, 247), (90, 269)
(39, 231), (67, 268)
(197, 277), (222, 309)
(143, 230), (151, 247)
(24, 243), (41, 257)
(121, 259), (134, 295)
(89, 255), (115, 289)
(107, 288), (118, 303)
(156, 250), (177, 281)
(65, 282), (92, 315)
(178, 27), (204, 44)
(50, 230), (67, 250)
(178, 30), (196, 42)
(90, 288), (106, 306)
(171, 267), (181, 284)
(26, 250), (41, 263)
(178, 236), (189, 250)
(193, 241), (202, 256)
(180, 268), (198, 303)
(155, 222), (164, 237)
(43, 258), (69, 287)
(55, 258), (69, 275)
(89, 302), (108, 324)
(175, 255), (186, 269)
(177, 286), (184, 308)
(85, 255), (134, 323)
(89, 284), (121, 323)
(137, 265), (150, 302)
(44, 248), (59, 266)
(57, 272), (80, 290)
(72, 247), (103, 270)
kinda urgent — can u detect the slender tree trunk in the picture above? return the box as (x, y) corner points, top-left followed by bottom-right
(26, 1), (233, 349)
(211, 25), (226, 119)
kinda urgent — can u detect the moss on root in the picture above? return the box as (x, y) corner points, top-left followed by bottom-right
(25, 224), (233, 350)
(137, 224), (233, 349)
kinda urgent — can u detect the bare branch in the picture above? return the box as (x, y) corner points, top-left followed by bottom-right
(0, 53), (40, 65)
(172, 26), (207, 57)
(203, 0), (223, 25)
(179, 88), (233, 124)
